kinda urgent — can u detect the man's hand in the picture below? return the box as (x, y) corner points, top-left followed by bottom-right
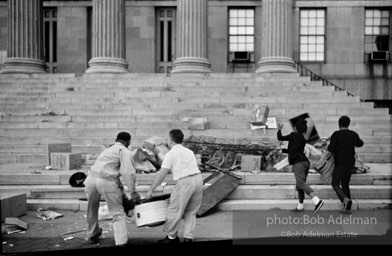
(278, 123), (284, 130)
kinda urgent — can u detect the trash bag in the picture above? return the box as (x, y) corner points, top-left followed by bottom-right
(315, 151), (335, 184)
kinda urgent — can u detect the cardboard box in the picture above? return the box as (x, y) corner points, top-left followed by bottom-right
(143, 137), (167, 151)
(250, 105), (270, 126)
(289, 113), (320, 144)
(188, 117), (208, 130)
(47, 143), (72, 165)
(1, 193), (27, 222)
(241, 155), (263, 172)
(5, 218), (28, 230)
(50, 153), (83, 170)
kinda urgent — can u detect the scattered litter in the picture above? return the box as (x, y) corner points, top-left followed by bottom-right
(84, 215), (87, 218)
(2, 242), (6, 245)
(60, 229), (86, 237)
(5, 218), (28, 230)
(161, 182), (167, 186)
(40, 119), (52, 123)
(44, 165), (52, 170)
(19, 231), (26, 234)
(9, 244), (14, 247)
(54, 244), (61, 247)
(102, 231), (109, 234)
(31, 170), (42, 174)
(63, 236), (74, 241)
(36, 208), (63, 221)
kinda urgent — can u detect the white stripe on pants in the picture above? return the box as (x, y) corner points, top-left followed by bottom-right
(84, 176), (128, 245)
(163, 174), (203, 240)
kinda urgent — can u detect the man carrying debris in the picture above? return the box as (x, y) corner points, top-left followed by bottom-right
(277, 119), (324, 215)
(145, 129), (203, 244)
(84, 132), (136, 246)
(328, 116), (364, 214)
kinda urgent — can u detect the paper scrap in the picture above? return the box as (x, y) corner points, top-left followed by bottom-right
(36, 208), (64, 221)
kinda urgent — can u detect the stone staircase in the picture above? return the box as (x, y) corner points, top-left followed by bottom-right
(0, 73), (391, 212)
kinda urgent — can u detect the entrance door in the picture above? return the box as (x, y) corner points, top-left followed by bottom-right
(156, 8), (176, 73)
(43, 8), (57, 73)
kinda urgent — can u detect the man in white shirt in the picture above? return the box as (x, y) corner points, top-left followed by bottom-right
(84, 132), (136, 246)
(146, 129), (203, 244)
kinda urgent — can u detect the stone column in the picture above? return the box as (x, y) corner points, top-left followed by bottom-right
(256, 0), (296, 74)
(1, 0), (47, 74)
(171, 0), (211, 74)
(86, 0), (128, 73)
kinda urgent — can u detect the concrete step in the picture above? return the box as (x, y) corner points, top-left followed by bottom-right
(218, 199), (392, 211)
(0, 145), (105, 154)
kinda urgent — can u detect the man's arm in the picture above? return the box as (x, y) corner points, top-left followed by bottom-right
(145, 168), (170, 198)
(277, 129), (291, 141)
(119, 149), (136, 195)
(327, 133), (336, 153)
(356, 133), (364, 148)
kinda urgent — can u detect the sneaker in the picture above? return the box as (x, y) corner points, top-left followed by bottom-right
(345, 199), (352, 210)
(89, 228), (102, 244)
(291, 208), (304, 213)
(158, 236), (180, 244)
(183, 238), (193, 243)
(313, 200), (324, 215)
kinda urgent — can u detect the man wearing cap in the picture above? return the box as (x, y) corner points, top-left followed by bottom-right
(146, 129), (203, 244)
(84, 132), (136, 246)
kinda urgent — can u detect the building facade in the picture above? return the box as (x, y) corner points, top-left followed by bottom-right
(0, 0), (391, 105)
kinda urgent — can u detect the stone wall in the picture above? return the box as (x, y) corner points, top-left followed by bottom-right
(0, 6), (7, 66)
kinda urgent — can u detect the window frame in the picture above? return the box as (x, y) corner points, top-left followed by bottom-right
(298, 8), (327, 64)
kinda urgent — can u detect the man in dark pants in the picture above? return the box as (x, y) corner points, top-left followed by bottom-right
(328, 116), (364, 214)
(278, 119), (324, 215)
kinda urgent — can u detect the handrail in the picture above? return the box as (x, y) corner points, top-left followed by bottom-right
(294, 61), (362, 101)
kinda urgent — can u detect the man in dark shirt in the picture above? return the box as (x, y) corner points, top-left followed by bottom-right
(278, 119), (324, 215)
(328, 116), (364, 214)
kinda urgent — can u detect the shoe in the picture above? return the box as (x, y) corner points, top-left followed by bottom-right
(313, 200), (324, 215)
(158, 236), (180, 244)
(291, 208), (304, 213)
(89, 228), (102, 244)
(183, 238), (193, 243)
(345, 199), (352, 210)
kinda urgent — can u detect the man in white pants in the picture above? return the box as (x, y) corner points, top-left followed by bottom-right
(84, 132), (136, 246)
(146, 129), (203, 244)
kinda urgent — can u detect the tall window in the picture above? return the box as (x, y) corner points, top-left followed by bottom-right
(229, 9), (255, 53)
(299, 9), (325, 62)
(43, 8), (58, 73)
(365, 9), (390, 53)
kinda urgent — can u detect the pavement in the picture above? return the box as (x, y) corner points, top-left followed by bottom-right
(1, 208), (392, 254)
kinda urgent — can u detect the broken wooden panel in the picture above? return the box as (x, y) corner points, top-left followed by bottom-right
(1, 193), (27, 222)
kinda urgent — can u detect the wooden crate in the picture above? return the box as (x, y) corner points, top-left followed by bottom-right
(50, 153), (83, 170)
(47, 143), (72, 165)
(197, 171), (241, 216)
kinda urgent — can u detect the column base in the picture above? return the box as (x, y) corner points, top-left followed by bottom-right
(0, 58), (47, 74)
(86, 57), (129, 73)
(171, 57), (211, 74)
(255, 57), (297, 74)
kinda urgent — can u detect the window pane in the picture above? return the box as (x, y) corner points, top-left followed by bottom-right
(230, 36), (238, 43)
(300, 53), (308, 61)
(381, 10), (389, 17)
(301, 18), (309, 26)
(365, 10), (373, 18)
(316, 18), (324, 26)
(238, 18), (246, 25)
(246, 44), (254, 51)
(316, 44), (324, 52)
(230, 44), (238, 52)
(374, 10), (381, 18)
(300, 36), (308, 44)
(309, 10), (317, 18)
(246, 36), (254, 43)
(238, 27), (246, 35)
(373, 18), (381, 26)
(301, 10), (309, 18)
(364, 43), (373, 52)
(238, 36), (246, 43)
(316, 27), (324, 35)
(365, 19), (373, 26)
(316, 53), (324, 61)
(317, 10), (325, 18)
(373, 27), (380, 34)
(381, 18), (389, 25)
(308, 53), (316, 60)
(309, 27), (316, 34)
(230, 18), (238, 26)
(238, 44), (246, 51)
(230, 27), (238, 35)
(309, 18), (317, 26)
(238, 10), (246, 18)
(246, 27), (254, 35)
(230, 9), (238, 18)
(316, 36), (324, 44)
(365, 27), (373, 35)
(246, 9), (254, 17)
(300, 27), (309, 35)
(309, 45), (316, 52)
(309, 36), (316, 44)
(246, 18), (254, 26)
(300, 44), (308, 52)
(381, 27), (390, 34)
